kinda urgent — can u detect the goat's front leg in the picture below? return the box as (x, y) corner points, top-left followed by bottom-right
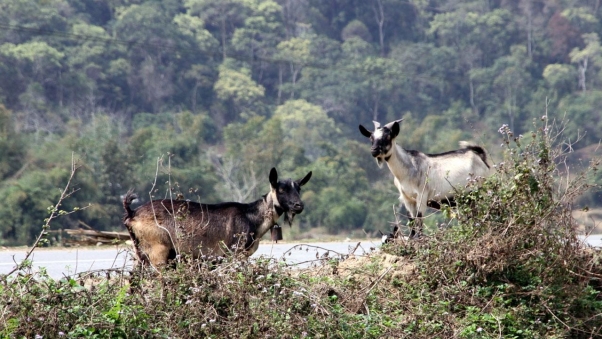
(400, 191), (421, 239)
(411, 195), (430, 238)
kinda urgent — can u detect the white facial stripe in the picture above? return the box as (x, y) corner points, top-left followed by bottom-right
(373, 128), (384, 140)
(271, 190), (280, 207)
(291, 182), (295, 189)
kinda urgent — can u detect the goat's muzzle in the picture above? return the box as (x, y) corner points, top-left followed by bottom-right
(292, 202), (304, 214)
(370, 147), (383, 157)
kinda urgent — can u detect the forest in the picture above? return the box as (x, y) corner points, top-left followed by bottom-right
(0, 0), (601, 246)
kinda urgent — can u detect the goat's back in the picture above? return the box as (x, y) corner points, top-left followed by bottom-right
(125, 199), (264, 263)
(407, 145), (491, 196)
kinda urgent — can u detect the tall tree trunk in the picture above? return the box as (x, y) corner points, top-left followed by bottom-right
(372, 90), (380, 121)
(527, 2), (533, 59)
(372, 0), (385, 57)
(469, 76), (477, 115)
(290, 62), (298, 99)
(192, 81), (199, 113)
(58, 70), (63, 108)
(579, 59), (588, 92)
(221, 16), (227, 60)
(277, 64), (283, 105)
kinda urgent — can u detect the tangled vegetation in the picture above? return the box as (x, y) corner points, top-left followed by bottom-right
(1, 119), (601, 338)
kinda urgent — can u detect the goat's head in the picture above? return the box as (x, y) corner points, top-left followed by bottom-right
(379, 226), (399, 244)
(269, 167), (312, 226)
(359, 119), (403, 167)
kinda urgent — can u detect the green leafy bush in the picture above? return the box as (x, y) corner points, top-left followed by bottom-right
(1, 117), (600, 338)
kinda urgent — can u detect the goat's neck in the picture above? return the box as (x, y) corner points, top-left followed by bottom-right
(385, 143), (414, 178)
(255, 192), (281, 238)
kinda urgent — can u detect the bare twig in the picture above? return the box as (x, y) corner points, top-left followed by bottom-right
(3, 153), (87, 277)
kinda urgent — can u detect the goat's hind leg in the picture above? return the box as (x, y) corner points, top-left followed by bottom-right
(409, 212), (424, 239)
(400, 192), (422, 239)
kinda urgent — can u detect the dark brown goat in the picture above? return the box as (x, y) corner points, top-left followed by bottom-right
(123, 168), (312, 267)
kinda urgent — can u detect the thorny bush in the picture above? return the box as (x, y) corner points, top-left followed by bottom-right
(1, 116), (601, 339)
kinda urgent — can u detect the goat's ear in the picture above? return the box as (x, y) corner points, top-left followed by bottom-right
(359, 125), (372, 138)
(390, 121), (400, 139)
(269, 167), (278, 188)
(297, 171), (312, 187)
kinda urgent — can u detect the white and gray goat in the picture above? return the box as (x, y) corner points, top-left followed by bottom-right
(123, 168), (312, 267)
(359, 119), (491, 238)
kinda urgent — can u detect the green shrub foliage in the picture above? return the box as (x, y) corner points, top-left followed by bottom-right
(1, 117), (600, 338)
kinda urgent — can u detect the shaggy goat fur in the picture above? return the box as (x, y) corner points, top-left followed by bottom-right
(360, 119), (490, 237)
(123, 168), (312, 267)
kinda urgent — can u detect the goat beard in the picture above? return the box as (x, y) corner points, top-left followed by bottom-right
(375, 157), (385, 168)
(284, 211), (296, 226)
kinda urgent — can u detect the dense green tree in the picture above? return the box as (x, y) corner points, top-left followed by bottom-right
(214, 63), (266, 121)
(273, 99), (337, 161)
(0, 0), (601, 244)
(184, 0), (253, 59)
(569, 33), (602, 92)
(0, 105), (26, 180)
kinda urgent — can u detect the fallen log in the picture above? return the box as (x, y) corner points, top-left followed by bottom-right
(52, 228), (130, 246)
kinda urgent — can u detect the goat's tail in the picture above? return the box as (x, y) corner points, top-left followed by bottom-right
(459, 141), (491, 169)
(122, 189), (148, 266)
(123, 189), (138, 221)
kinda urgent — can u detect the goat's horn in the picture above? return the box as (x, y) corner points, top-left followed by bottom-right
(372, 121), (381, 129)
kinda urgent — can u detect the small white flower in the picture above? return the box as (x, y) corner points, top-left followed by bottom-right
(498, 124), (509, 134)
(477, 327), (482, 332)
(209, 319), (216, 323)
(58, 332), (65, 337)
(35, 335), (43, 339)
